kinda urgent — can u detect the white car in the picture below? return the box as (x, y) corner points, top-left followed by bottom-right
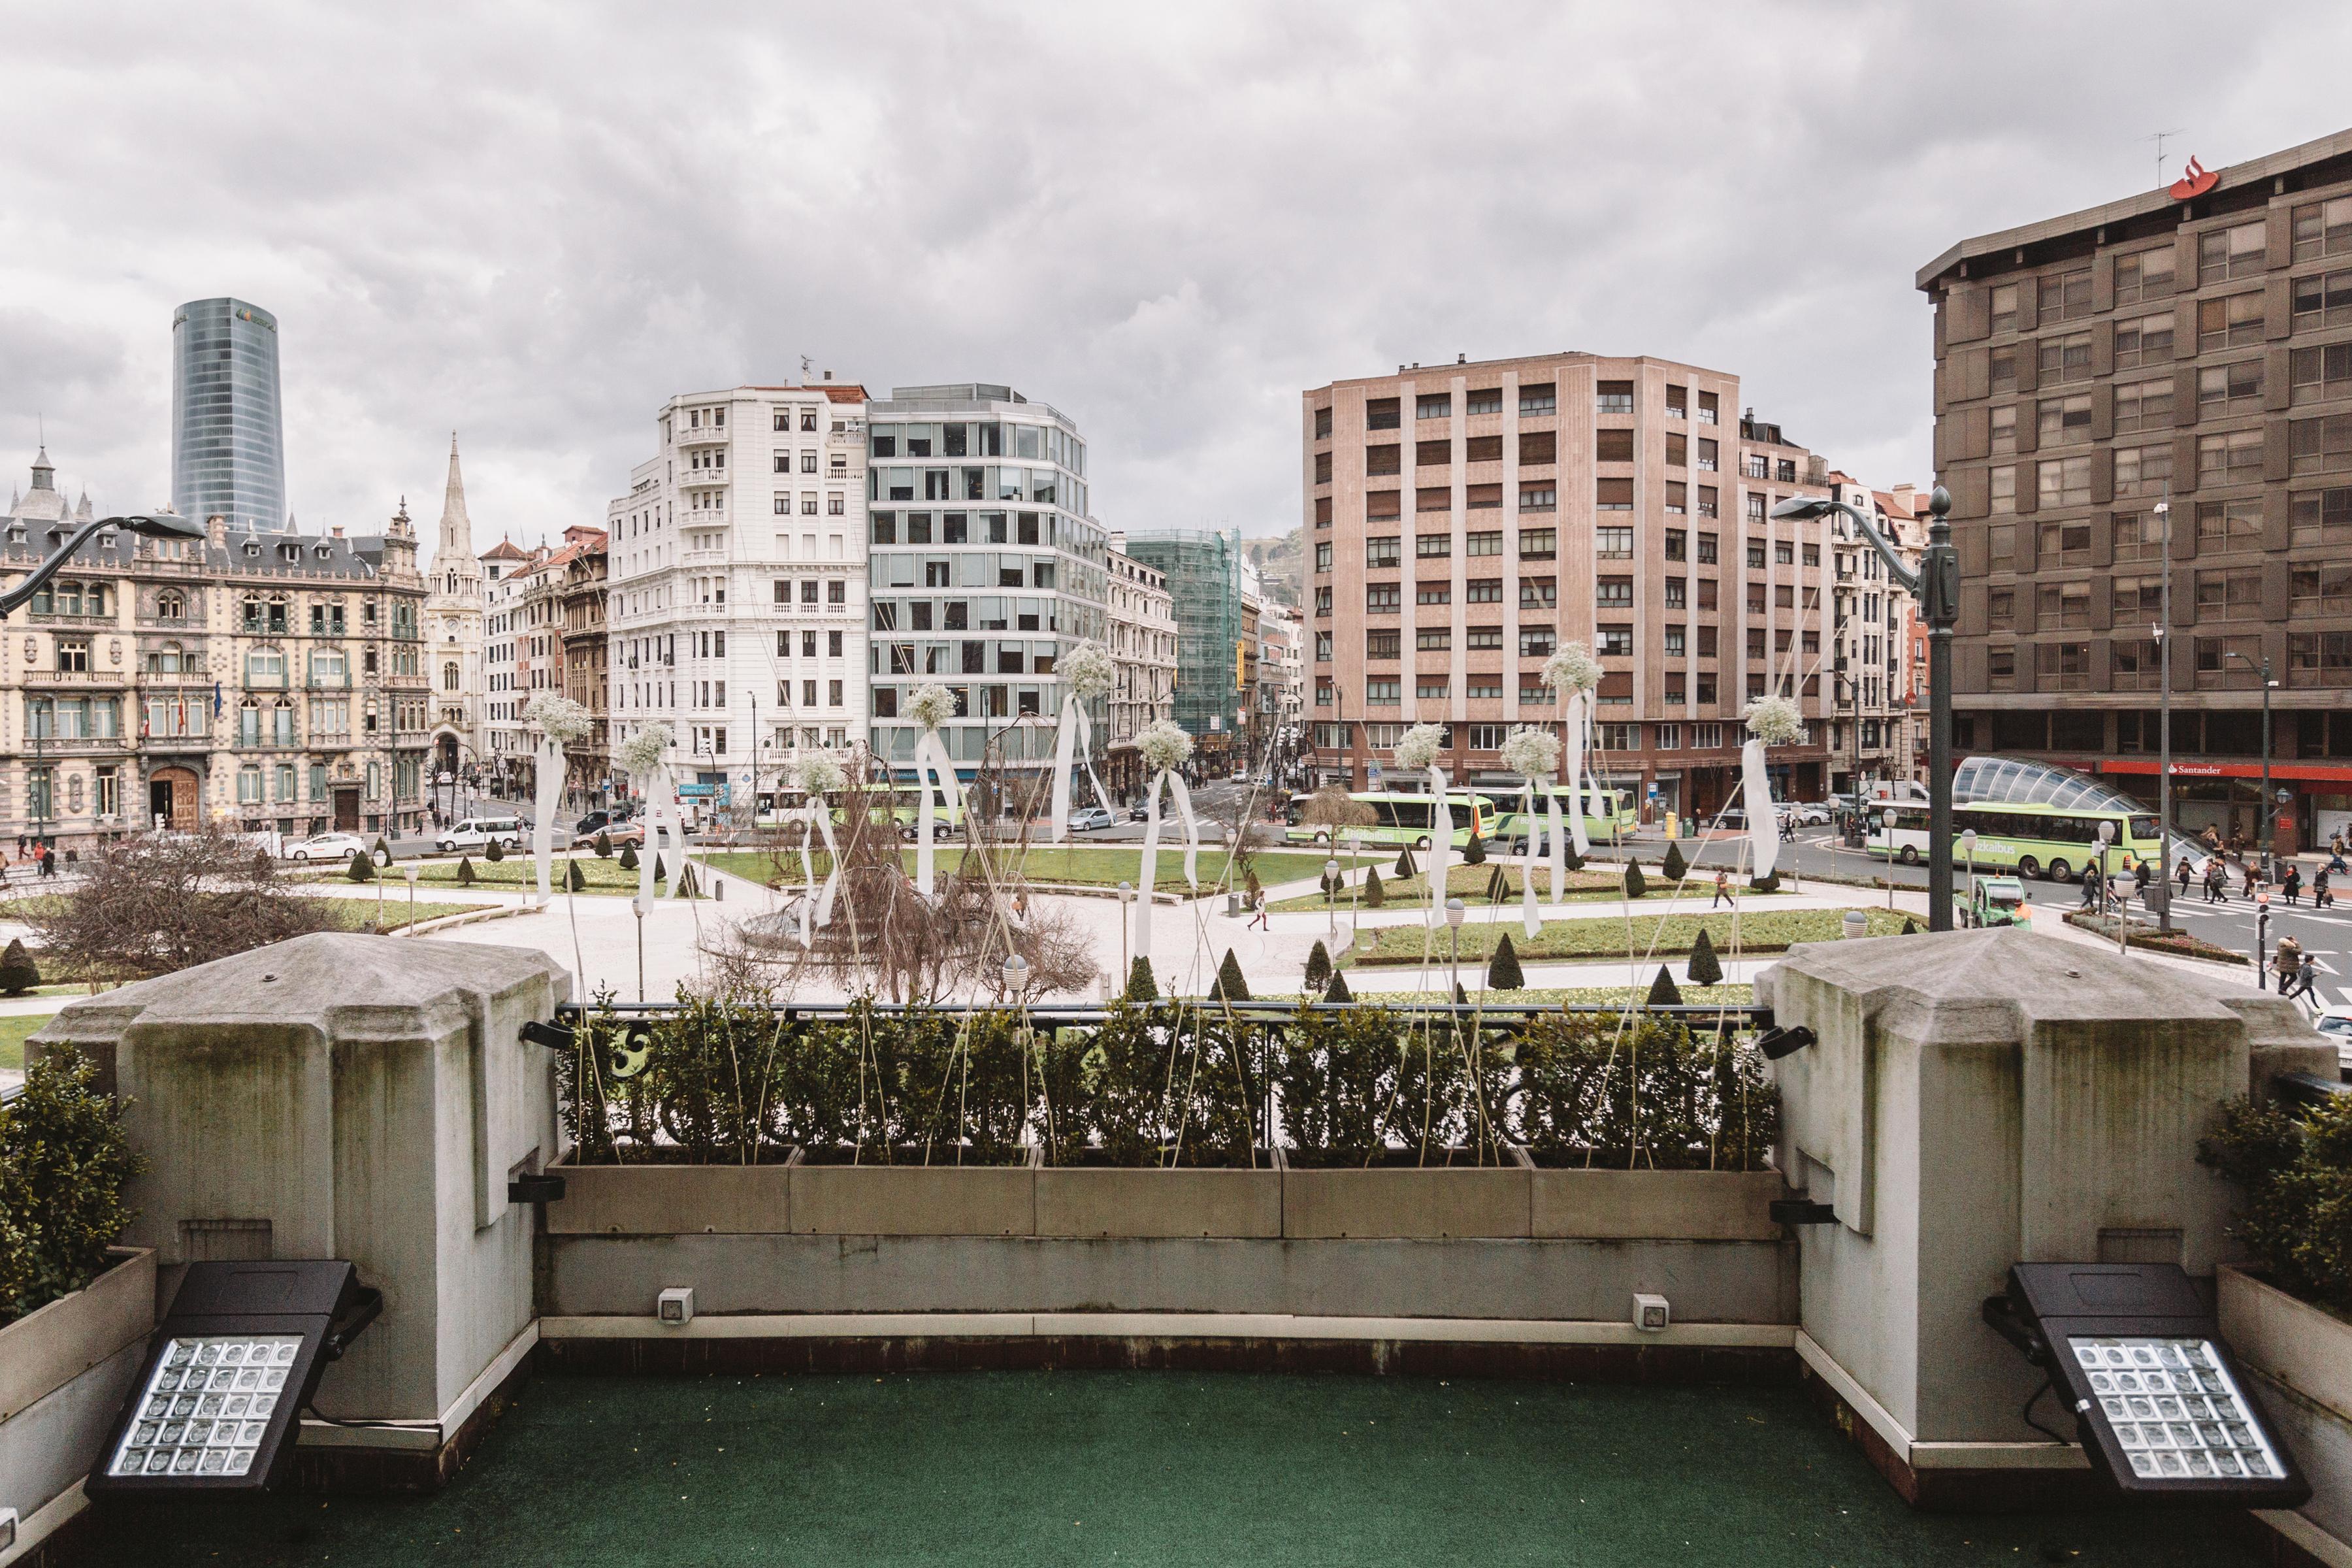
(2313, 1007), (2352, 1076)
(284, 831), (368, 864)
(437, 816), (525, 854)
(1782, 802), (1832, 826)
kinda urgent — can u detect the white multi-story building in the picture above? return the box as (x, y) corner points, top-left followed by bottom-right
(1105, 534), (1176, 796)
(606, 381), (870, 811)
(480, 536), (533, 787)
(1824, 474), (1920, 792)
(422, 436), (486, 780)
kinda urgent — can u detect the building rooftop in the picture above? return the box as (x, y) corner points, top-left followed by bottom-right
(73, 1370), (2261, 1566)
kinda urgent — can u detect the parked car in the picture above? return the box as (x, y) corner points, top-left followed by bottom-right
(598, 821), (647, 849)
(1068, 806), (1115, 832)
(284, 830), (368, 864)
(436, 816), (525, 855)
(1782, 802), (1831, 826)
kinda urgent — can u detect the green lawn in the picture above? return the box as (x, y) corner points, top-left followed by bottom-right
(318, 897), (497, 934)
(1347, 983), (1758, 1007)
(701, 845), (1357, 898)
(1358, 907), (1912, 965)
(0, 1011), (52, 1071)
(1274, 862), (1780, 912)
(310, 855), (645, 896)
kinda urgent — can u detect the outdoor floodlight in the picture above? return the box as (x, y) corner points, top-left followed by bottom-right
(89, 1261), (380, 1495)
(1756, 1023), (1816, 1060)
(1982, 1262), (2309, 1505)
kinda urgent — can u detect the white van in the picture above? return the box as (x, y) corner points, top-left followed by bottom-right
(438, 816), (525, 854)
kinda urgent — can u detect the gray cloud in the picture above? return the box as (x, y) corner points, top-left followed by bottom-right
(1, 1), (2344, 544)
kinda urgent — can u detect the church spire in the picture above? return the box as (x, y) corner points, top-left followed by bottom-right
(438, 433), (474, 558)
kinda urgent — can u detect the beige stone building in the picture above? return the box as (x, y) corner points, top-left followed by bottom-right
(1303, 353), (1854, 818)
(0, 446), (431, 848)
(1103, 535), (1176, 797)
(559, 527), (612, 802)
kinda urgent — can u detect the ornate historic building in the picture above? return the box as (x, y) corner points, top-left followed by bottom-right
(556, 527), (611, 802)
(0, 446), (431, 848)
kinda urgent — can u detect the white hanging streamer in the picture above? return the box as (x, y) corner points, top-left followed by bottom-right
(913, 728), (956, 896)
(1742, 738), (1780, 882)
(1131, 768), (1201, 964)
(635, 765), (689, 904)
(1544, 785), (1567, 901)
(1422, 763), (1452, 930)
(794, 800), (842, 948)
(1520, 779), (1543, 939)
(531, 736), (564, 906)
(1562, 690), (1591, 860)
(1047, 698), (1117, 843)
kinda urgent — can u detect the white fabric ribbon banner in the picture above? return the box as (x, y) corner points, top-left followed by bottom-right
(794, 802), (841, 948)
(531, 736), (565, 905)
(1561, 690), (1592, 862)
(635, 766), (690, 904)
(1422, 764), (1452, 930)
(1047, 696), (1117, 843)
(1742, 738), (1780, 882)
(1132, 768), (1200, 963)
(1520, 779), (1544, 939)
(913, 728), (958, 896)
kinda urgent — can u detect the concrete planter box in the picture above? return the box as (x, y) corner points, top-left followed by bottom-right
(2217, 1264), (2352, 1555)
(1531, 1169), (1789, 1241)
(1035, 1166), (1282, 1238)
(1279, 1166), (1531, 1239)
(548, 1162), (792, 1236)
(1, 1248), (155, 1559)
(789, 1156), (1038, 1237)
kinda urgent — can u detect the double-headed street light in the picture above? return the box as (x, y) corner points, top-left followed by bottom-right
(3, 512), (207, 618)
(1772, 487), (1957, 930)
(2221, 649), (2279, 879)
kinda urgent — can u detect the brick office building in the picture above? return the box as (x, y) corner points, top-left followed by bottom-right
(1301, 353), (1867, 820)
(1920, 127), (2352, 852)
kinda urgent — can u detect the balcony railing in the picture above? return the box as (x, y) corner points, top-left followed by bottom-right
(26, 667), (125, 686)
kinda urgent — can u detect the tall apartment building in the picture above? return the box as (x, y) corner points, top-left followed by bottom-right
(1303, 354), (1854, 817)
(606, 382), (870, 811)
(1105, 535), (1177, 797)
(864, 384), (1110, 779)
(480, 536), (532, 786)
(0, 446), (430, 845)
(423, 437), (486, 777)
(1121, 529), (1245, 766)
(1819, 474), (1919, 794)
(1920, 127), (2352, 851)
(1255, 598), (1303, 764)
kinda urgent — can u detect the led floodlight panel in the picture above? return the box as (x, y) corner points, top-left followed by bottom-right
(2003, 1263), (2309, 1506)
(88, 1260), (378, 1495)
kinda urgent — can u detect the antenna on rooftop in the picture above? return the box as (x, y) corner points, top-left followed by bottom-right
(2144, 128), (2187, 191)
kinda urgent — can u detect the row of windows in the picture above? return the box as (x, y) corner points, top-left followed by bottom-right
(1985, 200), (2352, 333)
(1335, 384), (1723, 437)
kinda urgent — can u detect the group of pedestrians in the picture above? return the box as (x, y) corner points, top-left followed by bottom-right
(10, 836), (57, 879)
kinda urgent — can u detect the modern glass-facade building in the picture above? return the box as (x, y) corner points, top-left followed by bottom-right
(1121, 529), (1245, 755)
(172, 297), (287, 532)
(865, 384), (1109, 777)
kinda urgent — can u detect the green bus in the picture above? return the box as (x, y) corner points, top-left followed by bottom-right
(1484, 785), (1637, 853)
(1868, 800), (2161, 882)
(1284, 791), (1499, 851)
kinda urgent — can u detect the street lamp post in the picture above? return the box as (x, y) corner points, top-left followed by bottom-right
(1960, 828), (1978, 926)
(1773, 487), (1956, 930)
(1324, 857), (1341, 941)
(2155, 491), (2176, 936)
(1445, 896), (1467, 1000)
(2223, 649), (2278, 878)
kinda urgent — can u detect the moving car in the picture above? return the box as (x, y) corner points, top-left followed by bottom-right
(1781, 802), (1831, 827)
(284, 830), (368, 864)
(598, 821), (647, 849)
(1068, 806), (1116, 832)
(437, 816), (525, 855)
(2312, 1006), (2352, 1078)
(1961, 875), (2031, 928)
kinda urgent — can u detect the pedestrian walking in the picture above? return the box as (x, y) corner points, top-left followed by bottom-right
(2078, 872), (2100, 911)
(2318, 868), (2335, 909)
(2274, 936), (2304, 995)
(1712, 868), (1730, 909)
(2291, 952), (2322, 1007)
(2204, 862), (2227, 904)
(1247, 888), (1269, 930)
(2178, 858), (2193, 898)
(2285, 866), (2304, 906)
(2244, 860), (2261, 898)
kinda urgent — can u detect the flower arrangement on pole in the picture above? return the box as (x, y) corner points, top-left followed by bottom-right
(904, 683), (960, 895)
(618, 721), (683, 906)
(1049, 640), (1119, 842)
(1130, 719), (1199, 963)
(1501, 725), (1561, 938)
(1391, 723), (1455, 928)
(790, 750), (847, 946)
(1742, 694), (1806, 881)
(1543, 640), (1603, 877)
(523, 694), (593, 905)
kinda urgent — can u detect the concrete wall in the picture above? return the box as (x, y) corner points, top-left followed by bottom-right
(0, 1251), (154, 1566)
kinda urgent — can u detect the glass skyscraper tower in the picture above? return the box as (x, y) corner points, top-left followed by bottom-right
(172, 297), (287, 532)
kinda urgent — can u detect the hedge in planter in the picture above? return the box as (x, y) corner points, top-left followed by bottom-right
(2200, 1092), (2352, 1311)
(1509, 1011), (1777, 1171)
(0, 1051), (146, 1324)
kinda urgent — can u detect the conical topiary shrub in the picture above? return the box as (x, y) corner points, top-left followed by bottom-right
(677, 864), (700, 898)
(1686, 926), (1723, 987)
(1624, 860), (1648, 900)
(618, 843), (639, 872)
(346, 848), (373, 883)
(456, 855), (476, 887)
(484, 837), (506, 863)
(595, 830), (613, 858)
(1126, 956), (1160, 1002)
(567, 859), (587, 892)
(1661, 840), (1688, 883)
(1901, 917), (1920, 935)
(1462, 833), (1486, 867)
(1211, 948), (1250, 1002)
(1395, 846), (1417, 879)
(1364, 868), (1385, 907)
(1749, 870), (1779, 894)
(0, 937), (40, 996)
(1324, 970), (1352, 1003)
(1487, 932), (1524, 990)
(1303, 939), (1332, 992)
(1563, 843), (1585, 872)
(1484, 864), (1512, 904)
(372, 836), (392, 868)
(1646, 964), (1684, 1007)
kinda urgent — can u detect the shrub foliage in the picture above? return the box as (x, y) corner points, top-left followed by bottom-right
(0, 1051), (146, 1324)
(2201, 1094), (2352, 1311)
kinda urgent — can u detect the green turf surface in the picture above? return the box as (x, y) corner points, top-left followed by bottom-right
(1359, 907), (1910, 964)
(319, 897), (495, 933)
(71, 1370), (2261, 1567)
(700, 845), (1356, 896)
(0, 1011), (49, 1070)
(1273, 862), (1782, 912)
(306, 855), (644, 896)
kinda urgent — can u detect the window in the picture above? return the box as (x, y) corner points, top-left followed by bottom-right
(2296, 197), (2352, 261)
(2292, 486), (2352, 547)
(1665, 384), (1687, 419)
(1519, 578), (1556, 609)
(2114, 313), (2174, 368)
(1774, 540), (1794, 564)
(1416, 393), (1450, 420)
(2037, 333), (2091, 383)
(1990, 464), (2017, 514)
(1595, 479), (1633, 511)
(1314, 451), (1331, 484)
(2115, 246), (2177, 303)
(1987, 645), (2016, 690)
(1415, 678), (1449, 700)
(1664, 579), (1686, 609)
(1989, 346), (2018, 393)
(2035, 641), (2091, 691)
(1314, 406), (1333, 439)
(1412, 629), (1448, 651)
(1518, 384), (1555, 416)
(2199, 221), (2265, 284)
(1989, 523), (2016, 570)
(1595, 577), (1633, 608)
(2114, 378), (2173, 433)
(1595, 627), (1633, 657)
(1366, 584), (1401, 613)
(2036, 455), (2091, 508)
(1465, 387), (1502, 417)
(2199, 360), (2264, 407)
(1416, 532), (1452, 558)
(1365, 444), (1401, 476)
(1465, 435), (1503, 465)
(2198, 291), (2264, 350)
(1697, 532), (1718, 563)
(1416, 486), (1450, 513)
(2195, 568), (2263, 618)
(1595, 428), (1635, 463)
(1417, 581), (1452, 606)
(2196, 497), (2262, 549)
(1466, 721), (1507, 745)
(1416, 438), (1452, 468)
(1365, 678), (1400, 705)
(1666, 433), (1688, 468)
(2111, 638), (2162, 691)
(1744, 495), (1765, 524)
(2037, 269), (2092, 321)
(2036, 580), (2091, 627)
(2198, 429), (2264, 485)
(2291, 563), (2352, 613)
(1366, 490), (1401, 520)
(1663, 482), (1687, 514)
(2195, 634), (2264, 683)
(2037, 520), (2091, 563)
(1518, 483), (1556, 512)
(1315, 542), (1332, 572)
(2293, 267), (2352, 331)
(1987, 587), (2015, 630)
(2036, 395), (2091, 447)
(1514, 528), (1551, 559)
(2293, 414), (2352, 475)
(1595, 526), (1633, 559)
(1465, 580), (1503, 603)
(2114, 443), (2172, 498)
(1664, 627), (1685, 658)
(2292, 342), (2352, 404)
(1665, 528), (1687, 561)
(1465, 626), (1503, 650)
(1367, 535), (1401, 568)
(1595, 381), (1633, 414)
(1990, 283), (2019, 335)
(2289, 631), (2352, 686)
(2114, 511), (2164, 561)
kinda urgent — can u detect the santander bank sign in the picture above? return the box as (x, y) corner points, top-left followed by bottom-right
(2169, 155), (2219, 200)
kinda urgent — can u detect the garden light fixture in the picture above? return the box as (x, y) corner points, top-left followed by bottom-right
(89, 1260), (380, 1495)
(1982, 1262), (2308, 1504)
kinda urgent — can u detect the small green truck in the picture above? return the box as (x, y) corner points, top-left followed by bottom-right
(1962, 875), (2031, 928)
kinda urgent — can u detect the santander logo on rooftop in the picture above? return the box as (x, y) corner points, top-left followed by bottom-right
(2168, 155), (2218, 201)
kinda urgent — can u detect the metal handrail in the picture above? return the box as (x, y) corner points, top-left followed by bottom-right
(555, 1000), (1771, 1026)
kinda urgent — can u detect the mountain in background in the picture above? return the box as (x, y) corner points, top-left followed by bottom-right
(1246, 526), (1303, 608)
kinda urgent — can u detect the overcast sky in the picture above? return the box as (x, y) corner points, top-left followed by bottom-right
(3, 3), (2345, 559)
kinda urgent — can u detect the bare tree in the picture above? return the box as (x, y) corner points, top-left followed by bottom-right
(27, 825), (334, 980)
